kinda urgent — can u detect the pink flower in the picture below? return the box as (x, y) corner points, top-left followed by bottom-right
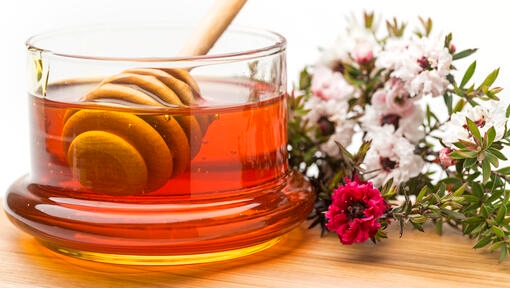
(326, 176), (388, 244)
(439, 147), (456, 167)
(353, 42), (374, 64)
(310, 66), (355, 101)
(385, 78), (414, 113)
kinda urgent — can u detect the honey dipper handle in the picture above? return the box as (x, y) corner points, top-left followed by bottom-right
(177, 0), (248, 56)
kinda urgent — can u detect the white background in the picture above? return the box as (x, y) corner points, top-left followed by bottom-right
(0, 0), (508, 197)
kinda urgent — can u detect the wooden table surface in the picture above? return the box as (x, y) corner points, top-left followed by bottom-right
(1, 202), (509, 288)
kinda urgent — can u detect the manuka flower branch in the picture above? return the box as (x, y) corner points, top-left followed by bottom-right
(288, 12), (510, 262)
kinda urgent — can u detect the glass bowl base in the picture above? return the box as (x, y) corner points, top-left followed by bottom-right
(4, 170), (314, 265)
(39, 235), (284, 266)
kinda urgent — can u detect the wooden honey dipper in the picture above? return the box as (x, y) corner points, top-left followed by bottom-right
(62, 0), (247, 195)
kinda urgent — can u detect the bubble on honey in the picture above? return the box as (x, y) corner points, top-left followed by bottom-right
(164, 115), (171, 121)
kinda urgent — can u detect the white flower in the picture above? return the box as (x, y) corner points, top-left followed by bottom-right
(311, 66), (355, 101)
(376, 38), (414, 72)
(376, 36), (452, 99)
(363, 126), (425, 187)
(305, 65), (359, 157)
(303, 96), (356, 157)
(361, 86), (425, 143)
(317, 18), (379, 69)
(320, 125), (356, 157)
(442, 101), (508, 148)
(408, 69), (450, 99)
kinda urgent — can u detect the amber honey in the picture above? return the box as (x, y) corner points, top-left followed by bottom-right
(5, 79), (314, 264)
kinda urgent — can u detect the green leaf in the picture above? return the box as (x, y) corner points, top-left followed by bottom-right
(487, 87), (503, 101)
(453, 85), (465, 98)
(463, 223), (477, 234)
(466, 117), (482, 144)
(299, 67), (312, 90)
(444, 33), (453, 48)
(420, 16), (433, 36)
(435, 219), (443, 235)
(471, 222), (487, 235)
(477, 68), (500, 91)
(438, 177), (463, 186)
(452, 48), (478, 61)
(460, 61), (476, 88)
(452, 183), (466, 197)
(488, 148), (507, 161)
(445, 198), (464, 209)
(463, 195), (480, 203)
(416, 186), (428, 201)
(504, 189), (510, 203)
(438, 183), (446, 197)
(464, 216), (483, 224)
(386, 17), (407, 37)
(353, 140), (372, 166)
(411, 221), (425, 232)
(495, 204), (507, 224)
(492, 226), (505, 238)
(456, 139), (479, 149)
(480, 204), (489, 218)
(426, 105), (432, 127)
(443, 93), (453, 115)
(485, 151), (500, 168)
(496, 166), (510, 174)
(482, 159), (491, 184)
(410, 214), (428, 224)
(446, 73), (455, 85)
(499, 245), (508, 263)
(472, 182), (484, 198)
(453, 99), (466, 113)
(473, 236), (492, 249)
(488, 241), (505, 252)
(463, 157), (477, 169)
(487, 188), (504, 203)
(364, 11), (375, 29)
(440, 208), (466, 220)
(486, 126), (496, 147)
(449, 149), (478, 159)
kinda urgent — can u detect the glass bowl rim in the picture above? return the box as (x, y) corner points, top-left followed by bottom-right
(25, 23), (287, 62)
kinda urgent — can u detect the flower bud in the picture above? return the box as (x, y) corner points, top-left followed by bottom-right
(439, 147), (455, 167)
(353, 42), (374, 64)
(449, 44), (456, 53)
